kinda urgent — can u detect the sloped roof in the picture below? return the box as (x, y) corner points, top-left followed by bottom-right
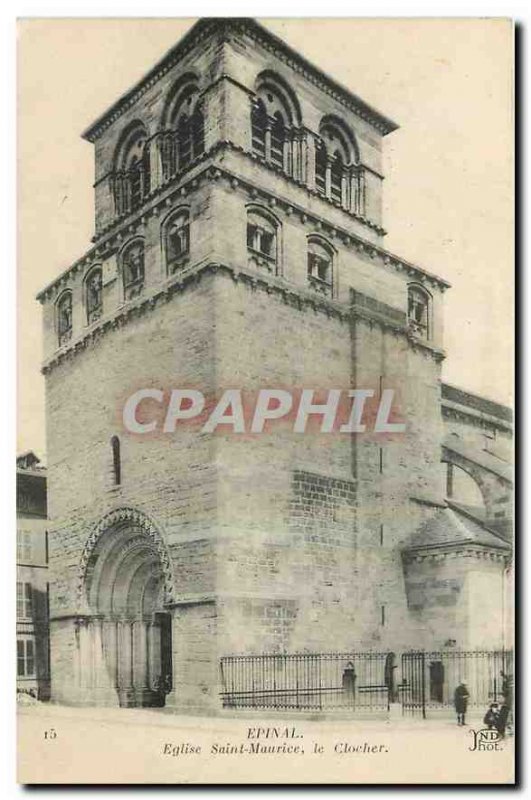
(403, 505), (511, 553)
(82, 18), (399, 143)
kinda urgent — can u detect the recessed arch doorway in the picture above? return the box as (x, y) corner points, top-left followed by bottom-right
(81, 512), (173, 708)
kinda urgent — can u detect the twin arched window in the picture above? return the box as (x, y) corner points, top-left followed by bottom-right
(407, 284), (431, 339)
(316, 118), (359, 210)
(56, 291), (73, 346)
(121, 239), (145, 300)
(250, 72), (302, 178)
(161, 79), (204, 180)
(113, 123), (151, 216)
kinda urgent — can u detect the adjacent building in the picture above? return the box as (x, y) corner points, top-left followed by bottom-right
(16, 452), (50, 700)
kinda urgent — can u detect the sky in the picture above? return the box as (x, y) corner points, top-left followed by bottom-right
(17, 18), (513, 460)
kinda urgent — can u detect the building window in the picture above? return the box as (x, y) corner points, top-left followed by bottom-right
(407, 284), (431, 339)
(251, 99), (267, 159)
(316, 117), (360, 212)
(56, 291), (72, 347)
(330, 153), (344, 204)
(270, 112), (285, 170)
(85, 267), (103, 324)
(17, 639), (35, 678)
(113, 122), (151, 216)
(121, 240), (145, 301)
(307, 237), (334, 297)
(178, 114), (192, 170)
(17, 531), (32, 563)
(111, 436), (121, 486)
(164, 209), (190, 274)
(315, 142), (327, 196)
(250, 72), (302, 178)
(246, 209), (278, 274)
(17, 582), (33, 620)
(161, 81), (204, 180)
(191, 109), (205, 159)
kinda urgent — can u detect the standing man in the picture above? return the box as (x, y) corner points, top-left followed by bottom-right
(454, 681), (470, 726)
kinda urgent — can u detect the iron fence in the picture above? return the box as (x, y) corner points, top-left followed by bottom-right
(401, 650), (514, 717)
(220, 652), (392, 711)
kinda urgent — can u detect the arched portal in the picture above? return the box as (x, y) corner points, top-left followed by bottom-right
(79, 510), (174, 708)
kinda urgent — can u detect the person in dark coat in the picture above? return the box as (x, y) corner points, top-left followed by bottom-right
(454, 681), (470, 725)
(483, 702), (500, 729)
(500, 671), (513, 709)
(495, 703), (510, 738)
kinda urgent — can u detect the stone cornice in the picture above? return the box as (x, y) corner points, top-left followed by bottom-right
(82, 18), (398, 144)
(441, 399), (513, 435)
(82, 19), (219, 143)
(37, 144), (450, 305)
(234, 19), (399, 135)
(41, 259), (446, 376)
(402, 543), (511, 564)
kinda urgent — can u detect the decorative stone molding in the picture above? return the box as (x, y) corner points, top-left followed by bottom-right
(82, 19), (398, 144)
(76, 506), (175, 611)
(402, 545), (510, 565)
(41, 259), (446, 376)
(37, 143), (449, 309)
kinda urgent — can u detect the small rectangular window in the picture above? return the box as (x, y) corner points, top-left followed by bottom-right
(18, 531), (32, 562)
(17, 639), (35, 678)
(17, 582), (23, 618)
(26, 640), (35, 677)
(17, 640), (25, 677)
(25, 583), (33, 619)
(17, 582), (33, 619)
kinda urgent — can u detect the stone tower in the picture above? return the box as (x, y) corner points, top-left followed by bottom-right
(38, 19), (454, 713)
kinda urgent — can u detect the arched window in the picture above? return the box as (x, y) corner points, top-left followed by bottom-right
(407, 284), (431, 339)
(164, 209), (190, 274)
(85, 267), (103, 324)
(316, 117), (359, 211)
(250, 72), (302, 177)
(122, 239), (145, 300)
(56, 291), (73, 346)
(113, 122), (151, 216)
(246, 208), (279, 274)
(161, 78), (204, 179)
(111, 436), (121, 486)
(307, 237), (334, 297)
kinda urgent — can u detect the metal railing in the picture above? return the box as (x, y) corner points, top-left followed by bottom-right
(220, 652), (391, 712)
(401, 649), (514, 716)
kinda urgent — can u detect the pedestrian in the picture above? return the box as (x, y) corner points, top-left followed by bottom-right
(454, 681), (470, 726)
(495, 703), (510, 739)
(483, 702), (500, 730)
(500, 671), (513, 709)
